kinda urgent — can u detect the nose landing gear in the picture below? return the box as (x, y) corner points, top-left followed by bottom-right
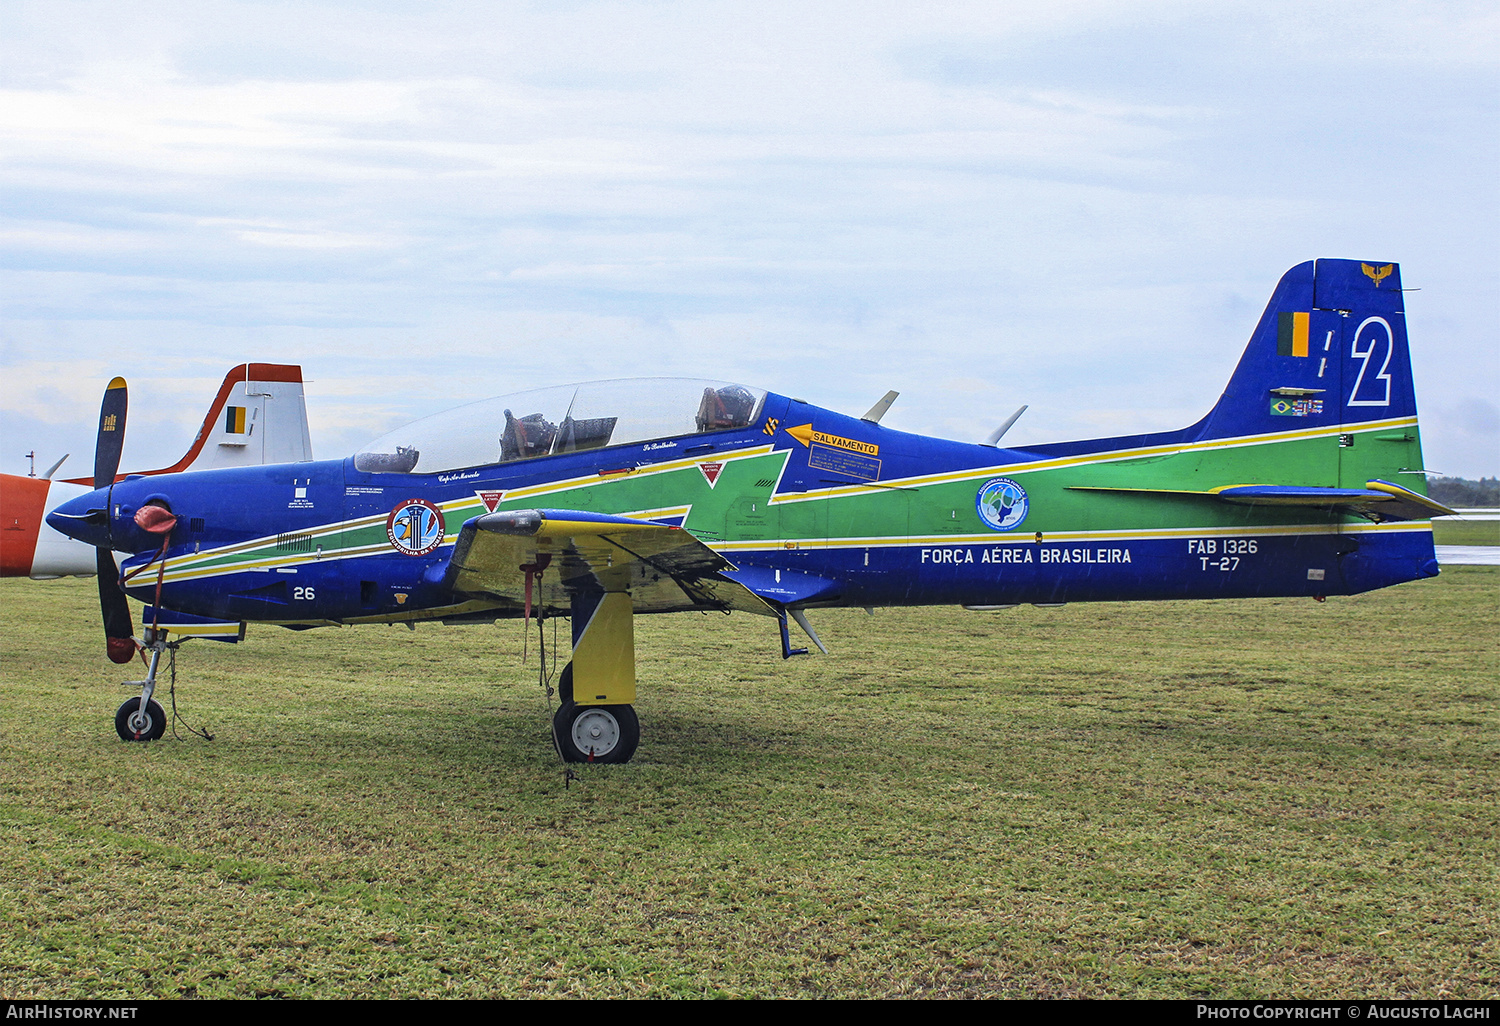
(113, 630), (179, 743)
(115, 696), (166, 742)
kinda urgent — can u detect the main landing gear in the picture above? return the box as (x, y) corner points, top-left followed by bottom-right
(551, 661), (639, 763)
(553, 700), (640, 763)
(549, 591), (641, 764)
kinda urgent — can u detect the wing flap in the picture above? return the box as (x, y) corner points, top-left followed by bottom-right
(442, 508), (772, 615)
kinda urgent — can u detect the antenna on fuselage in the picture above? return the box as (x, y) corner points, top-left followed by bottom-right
(982, 405), (1028, 447)
(861, 391), (899, 423)
(788, 608), (828, 655)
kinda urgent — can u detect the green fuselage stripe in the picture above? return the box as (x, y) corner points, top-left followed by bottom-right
(150, 419), (1428, 585)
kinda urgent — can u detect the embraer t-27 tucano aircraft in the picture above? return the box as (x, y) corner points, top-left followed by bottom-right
(50, 260), (1454, 760)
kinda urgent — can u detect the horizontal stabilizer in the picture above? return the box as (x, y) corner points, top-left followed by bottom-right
(1219, 479), (1456, 521)
(1354, 480), (1456, 521)
(441, 508), (771, 615)
(1069, 479), (1456, 523)
(1214, 484), (1391, 504)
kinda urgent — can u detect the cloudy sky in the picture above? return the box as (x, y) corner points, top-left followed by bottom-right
(3, 0), (1496, 479)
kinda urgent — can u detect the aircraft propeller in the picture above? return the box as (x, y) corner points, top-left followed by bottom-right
(91, 378), (139, 664)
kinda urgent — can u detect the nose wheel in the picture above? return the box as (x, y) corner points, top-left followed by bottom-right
(113, 630), (177, 742)
(553, 702), (639, 763)
(115, 697), (166, 742)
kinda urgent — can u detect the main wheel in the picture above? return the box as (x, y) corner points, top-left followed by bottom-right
(552, 702), (639, 764)
(115, 698), (166, 742)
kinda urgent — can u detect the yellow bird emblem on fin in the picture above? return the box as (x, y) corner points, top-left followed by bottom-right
(1361, 263), (1394, 286)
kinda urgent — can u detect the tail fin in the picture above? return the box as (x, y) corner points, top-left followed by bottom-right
(62, 363), (313, 484)
(1201, 259), (1416, 439)
(1198, 259), (1429, 494)
(13, 364), (314, 578)
(164, 363), (314, 472)
(1014, 260), (1423, 470)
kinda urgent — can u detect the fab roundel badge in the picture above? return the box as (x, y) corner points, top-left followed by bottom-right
(386, 498), (446, 556)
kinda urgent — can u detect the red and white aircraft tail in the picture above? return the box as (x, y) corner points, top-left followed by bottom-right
(1, 364), (313, 579)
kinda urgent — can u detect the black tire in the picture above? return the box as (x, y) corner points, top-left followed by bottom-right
(557, 661), (573, 706)
(552, 702), (639, 764)
(115, 698), (166, 742)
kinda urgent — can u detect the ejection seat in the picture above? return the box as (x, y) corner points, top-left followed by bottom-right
(695, 385), (759, 432)
(501, 410), (559, 461)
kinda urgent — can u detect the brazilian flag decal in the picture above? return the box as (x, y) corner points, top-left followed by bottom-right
(1277, 312), (1310, 357)
(1270, 397), (1324, 417)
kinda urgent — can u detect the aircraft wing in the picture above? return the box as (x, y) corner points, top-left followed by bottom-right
(1068, 479), (1455, 522)
(440, 508), (773, 615)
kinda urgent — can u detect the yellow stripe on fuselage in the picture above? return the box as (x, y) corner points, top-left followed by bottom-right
(710, 519), (1434, 554)
(768, 416), (1420, 505)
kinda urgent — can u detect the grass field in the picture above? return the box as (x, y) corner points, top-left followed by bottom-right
(1433, 519), (1500, 546)
(1, 571), (1495, 999)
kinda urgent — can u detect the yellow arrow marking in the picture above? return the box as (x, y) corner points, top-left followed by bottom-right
(785, 423), (879, 456)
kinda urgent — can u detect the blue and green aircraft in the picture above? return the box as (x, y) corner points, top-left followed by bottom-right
(49, 259), (1455, 762)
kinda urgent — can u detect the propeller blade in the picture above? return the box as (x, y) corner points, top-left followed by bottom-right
(94, 377), (127, 489)
(98, 547), (136, 664)
(93, 377), (136, 663)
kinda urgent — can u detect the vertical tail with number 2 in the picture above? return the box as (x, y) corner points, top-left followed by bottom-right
(1200, 259), (1427, 493)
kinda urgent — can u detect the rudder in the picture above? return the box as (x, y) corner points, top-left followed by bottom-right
(1200, 259), (1417, 444)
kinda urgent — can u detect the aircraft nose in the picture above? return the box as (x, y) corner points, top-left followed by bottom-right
(46, 489), (113, 549)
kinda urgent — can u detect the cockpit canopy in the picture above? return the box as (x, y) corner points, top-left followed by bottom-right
(354, 378), (767, 475)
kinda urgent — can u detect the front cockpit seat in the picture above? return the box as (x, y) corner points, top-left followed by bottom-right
(502, 410), (558, 460)
(695, 385), (758, 432)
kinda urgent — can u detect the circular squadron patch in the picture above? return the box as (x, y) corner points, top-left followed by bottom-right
(976, 477), (1029, 532)
(387, 498), (446, 556)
